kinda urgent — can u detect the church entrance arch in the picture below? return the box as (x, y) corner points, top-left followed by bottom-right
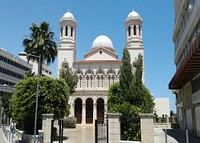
(97, 98), (104, 123)
(86, 98), (93, 124)
(75, 98), (82, 124)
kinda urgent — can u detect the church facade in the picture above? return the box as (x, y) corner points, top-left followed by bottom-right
(57, 10), (144, 124)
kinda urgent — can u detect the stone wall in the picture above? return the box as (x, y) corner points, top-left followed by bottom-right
(140, 113), (154, 143)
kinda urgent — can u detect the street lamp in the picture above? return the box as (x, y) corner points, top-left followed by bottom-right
(19, 52), (41, 143)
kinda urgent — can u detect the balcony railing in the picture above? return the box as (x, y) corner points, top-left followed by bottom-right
(169, 36), (200, 89)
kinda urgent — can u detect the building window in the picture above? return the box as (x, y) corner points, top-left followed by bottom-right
(139, 26), (141, 36)
(97, 76), (100, 87)
(128, 26), (131, 36)
(71, 27), (73, 37)
(108, 75), (111, 87)
(134, 25), (136, 35)
(112, 75), (115, 84)
(65, 26), (68, 36)
(86, 76), (89, 87)
(101, 76), (103, 87)
(90, 76), (93, 87)
(99, 51), (102, 54)
(79, 76), (82, 88)
(61, 27), (63, 37)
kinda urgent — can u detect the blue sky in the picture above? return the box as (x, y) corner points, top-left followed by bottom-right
(0, 1), (176, 112)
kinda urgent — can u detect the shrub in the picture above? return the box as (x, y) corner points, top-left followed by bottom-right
(63, 117), (77, 128)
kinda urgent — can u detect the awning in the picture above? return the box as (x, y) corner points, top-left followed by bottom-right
(169, 36), (200, 89)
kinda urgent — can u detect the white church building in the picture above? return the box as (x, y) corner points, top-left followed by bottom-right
(57, 10), (144, 124)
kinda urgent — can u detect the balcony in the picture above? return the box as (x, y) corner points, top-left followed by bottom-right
(169, 36), (200, 89)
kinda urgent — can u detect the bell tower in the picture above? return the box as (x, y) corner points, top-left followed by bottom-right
(125, 10), (144, 82)
(57, 11), (77, 77)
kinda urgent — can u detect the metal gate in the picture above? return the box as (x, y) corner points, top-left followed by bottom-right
(95, 119), (108, 143)
(51, 120), (63, 143)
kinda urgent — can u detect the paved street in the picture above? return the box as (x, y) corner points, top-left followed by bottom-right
(1, 125), (200, 143)
(154, 128), (200, 143)
(64, 124), (94, 143)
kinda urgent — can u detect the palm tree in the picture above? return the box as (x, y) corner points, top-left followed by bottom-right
(23, 21), (57, 75)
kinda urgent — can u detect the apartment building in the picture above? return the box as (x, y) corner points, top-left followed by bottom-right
(169, 0), (200, 137)
(0, 48), (32, 95)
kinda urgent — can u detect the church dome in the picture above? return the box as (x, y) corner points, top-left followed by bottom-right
(91, 35), (114, 51)
(60, 11), (76, 22)
(126, 10), (142, 21)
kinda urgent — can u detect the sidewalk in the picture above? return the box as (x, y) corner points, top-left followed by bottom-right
(154, 128), (200, 143)
(0, 126), (18, 143)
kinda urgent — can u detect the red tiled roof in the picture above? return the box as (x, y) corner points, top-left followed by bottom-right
(74, 60), (122, 64)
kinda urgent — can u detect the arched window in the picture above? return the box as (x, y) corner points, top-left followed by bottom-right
(71, 27), (73, 37)
(128, 26), (131, 36)
(134, 25), (136, 35)
(90, 75), (93, 87)
(112, 75), (115, 84)
(86, 75), (89, 87)
(79, 76), (82, 88)
(101, 75), (104, 87)
(76, 69), (83, 88)
(108, 75), (111, 87)
(97, 75), (100, 87)
(139, 26), (141, 36)
(85, 69), (94, 88)
(61, 27), (63, 37)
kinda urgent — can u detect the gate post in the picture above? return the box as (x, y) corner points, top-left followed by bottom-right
(42, 114), (54, 143)
(140, 113), (154, 143)
(106, 113), (122, 143)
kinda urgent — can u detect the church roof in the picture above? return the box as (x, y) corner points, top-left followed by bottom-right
(90, 35), (115, 52)
(60, 11), (76, 22)
(126, 10), (142, 21)
(84, 47), (118, 60)
(74, 60), (121, 64)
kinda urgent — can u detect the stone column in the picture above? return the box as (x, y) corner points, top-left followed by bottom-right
(140, 113), (154, 143)
(131, 25), (134, 36)
(93, 103), (97, 124)
(68, 27), (71, 37)
(63, 26), (65, 37)
(104, 103), (107, 121)
(73, 28), (76, 40)
(82, 103), (86, 124)
(140, 26), (142, 38)
(136, 25), (139, 36)
(72, 103), (75, 117)
(42, 114), (54, 143)
(106, 113), (122, 143)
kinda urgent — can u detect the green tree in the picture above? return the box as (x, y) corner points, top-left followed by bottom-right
(59, 65), (78, 94)
(24, 70), (35, 78)
(23, 21), (57, 75)
(119, 48), (134, 102)
(108, 48), (154, 141)
(107, 82), (125, 110)
(109, 102), (141, 140)
(11, 77), (70, 134)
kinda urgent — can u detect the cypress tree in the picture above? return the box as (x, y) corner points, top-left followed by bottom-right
(108, 48), (154, 140)
(119, 48), (133, 100)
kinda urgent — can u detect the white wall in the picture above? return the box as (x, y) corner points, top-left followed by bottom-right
(154, 98), (170, 117)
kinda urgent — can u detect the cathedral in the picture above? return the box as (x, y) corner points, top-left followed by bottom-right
(57, 10), (144, 124)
